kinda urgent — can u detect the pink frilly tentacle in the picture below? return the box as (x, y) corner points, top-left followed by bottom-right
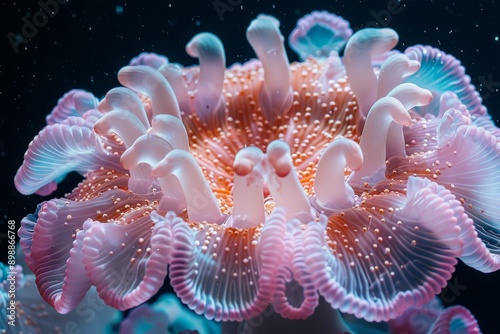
(304, 177), (462, 322)
(167, 208), (288, 322)
(82, 210), (172, 310)
(14, 113), (123, 196)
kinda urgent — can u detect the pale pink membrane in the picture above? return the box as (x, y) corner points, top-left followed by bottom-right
(185, 33), (226, 127)
(246, 14), (293, 119)
(82, 210), (172, 310)
(264, 140), (313, 223)
(403, 92), (471, 155)
(385, 83), (432, 158)
(118, 65), (181, 119)
(436, 109), (471, 148)
(288, 10), (352, 61)
(348, 96), (412, 185)
(343, 28), (399, 116)
(304, 177), (463, 322)
(437, 91), (471, 119)
(166, 208), (287, 322)
(313, 137), (363, 212)
(388, 119), (500, 272)
(45, 89), (99, 125)
(129, 52), (168, 69)
(317, 50), (346, 88)
(14, 115), (122, 196)
(0, 267), (117, 332)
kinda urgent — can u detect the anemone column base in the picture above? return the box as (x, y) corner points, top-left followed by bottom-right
(221, 298), (352, 334)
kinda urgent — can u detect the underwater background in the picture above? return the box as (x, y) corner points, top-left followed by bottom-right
(2, 1), (500, 333)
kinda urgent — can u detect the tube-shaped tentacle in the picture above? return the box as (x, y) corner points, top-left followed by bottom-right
(118, 65), (181, 119)
(230, 146), (265, 228)
(377, 54), (421, 99)
(149, 114), (190, 151)
(120, 134), (174, 193)
(344, 28), (399, 116)
(186, 33), (226, 125)
(121, 134), (174, 169)
(158, 64), (191, 115)
(265, 140), (313, 222)
(387, 83), (433, 111)
(247, 15), (293, 119)
(153, 150), (222, 224)
(385, 83), (432, 158)
(98, 87), (150, 128)
(348, 97), (412, 185)
(313, 138), (363, 211)
(94, 109), (147, 148)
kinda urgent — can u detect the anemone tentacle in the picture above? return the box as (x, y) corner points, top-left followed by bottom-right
(344, 28), (399, 116)
(46, 89), (99, 125)
(312, 137), (362, 212)
(186, 33), (227, 127)
(247, 14), (293, 119)
(348, 96), (412, 185)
